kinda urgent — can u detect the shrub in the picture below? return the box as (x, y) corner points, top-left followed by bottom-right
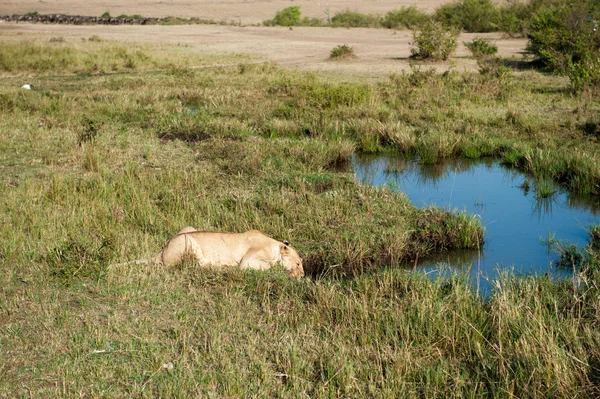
(465, 37), (498, 58)
(411, 21), (459, 61)
(435, 0), (500, 32)
(330, 10), (380, 28)
(381, 7), (430, 29)
(329, 44), (355, 59)
(268, 6), (302, 26)
(264, 6), (323, 27)
(101, 11), (111, 18)
(497, 1), (531, 36)
(527, 0), (600, 90)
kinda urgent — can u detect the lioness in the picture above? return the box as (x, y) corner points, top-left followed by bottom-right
(119, 227), (304, 278)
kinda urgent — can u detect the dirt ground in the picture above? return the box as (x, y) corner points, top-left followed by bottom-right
(0, 0), (527, 78)
(1, 0), (510, 24)
(0, 21), (528, 79)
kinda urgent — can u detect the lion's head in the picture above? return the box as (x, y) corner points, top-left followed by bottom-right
(280, 242), (304, 278)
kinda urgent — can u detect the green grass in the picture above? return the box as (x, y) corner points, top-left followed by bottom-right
(0, 40), (251, 76)
(2, 40), (600, 196)
(1, 38), (600, 397)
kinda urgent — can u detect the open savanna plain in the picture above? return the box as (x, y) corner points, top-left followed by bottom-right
(1, 21), (600, 398)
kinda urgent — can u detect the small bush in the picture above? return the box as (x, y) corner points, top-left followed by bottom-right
(330, 10), (380, 28)
(411, 21), (459, 61)
(264, 6), (323, 27)
(101, 11), (111, 18)
(268, 6), (302, 26)
(435, 0), (500, 32)
(465, 37), (498, 58)
(329, 44), (355, 60)
(381, 7), (430, 29)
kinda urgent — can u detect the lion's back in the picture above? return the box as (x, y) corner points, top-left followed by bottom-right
(190, 230), (276, 263)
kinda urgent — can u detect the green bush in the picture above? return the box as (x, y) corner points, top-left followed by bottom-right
(264, 6), (323, 27)
(268, 6), (302, 26)
(465, 37), (498, 58)
(497, 1), (531, 36)
(527, 0), (600, 90)
(435, 0), (500, 32)
(330, 10), (380, 28)
(381, 7), (430, 29)
(329, 44), (355, 59)
(411, 21), (459, 61)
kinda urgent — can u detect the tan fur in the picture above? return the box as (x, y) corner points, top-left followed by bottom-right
(136, 227), (304, 278)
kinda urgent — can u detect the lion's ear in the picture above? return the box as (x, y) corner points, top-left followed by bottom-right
(280, 244), (290, 253)
(283, 240), (290, 246)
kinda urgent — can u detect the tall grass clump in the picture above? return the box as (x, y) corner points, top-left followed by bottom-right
(410, 21), (459, 61)
(45, 233), (114, 284)
(329, 44), (355, 60)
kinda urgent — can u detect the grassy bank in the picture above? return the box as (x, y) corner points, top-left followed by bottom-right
(1, 38), (599, 397)
(3, 39), (598, 194)
(2, 263), (600, 397)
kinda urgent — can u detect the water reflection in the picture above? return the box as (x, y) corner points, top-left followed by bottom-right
(353, 155), (600, 293)
(355, 155), (600, 217)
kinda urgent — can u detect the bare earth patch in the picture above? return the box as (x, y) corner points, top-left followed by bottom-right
(0, 23), (527, 79)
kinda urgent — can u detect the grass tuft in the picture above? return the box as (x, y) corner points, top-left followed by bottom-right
(329, 44), (355, 60)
